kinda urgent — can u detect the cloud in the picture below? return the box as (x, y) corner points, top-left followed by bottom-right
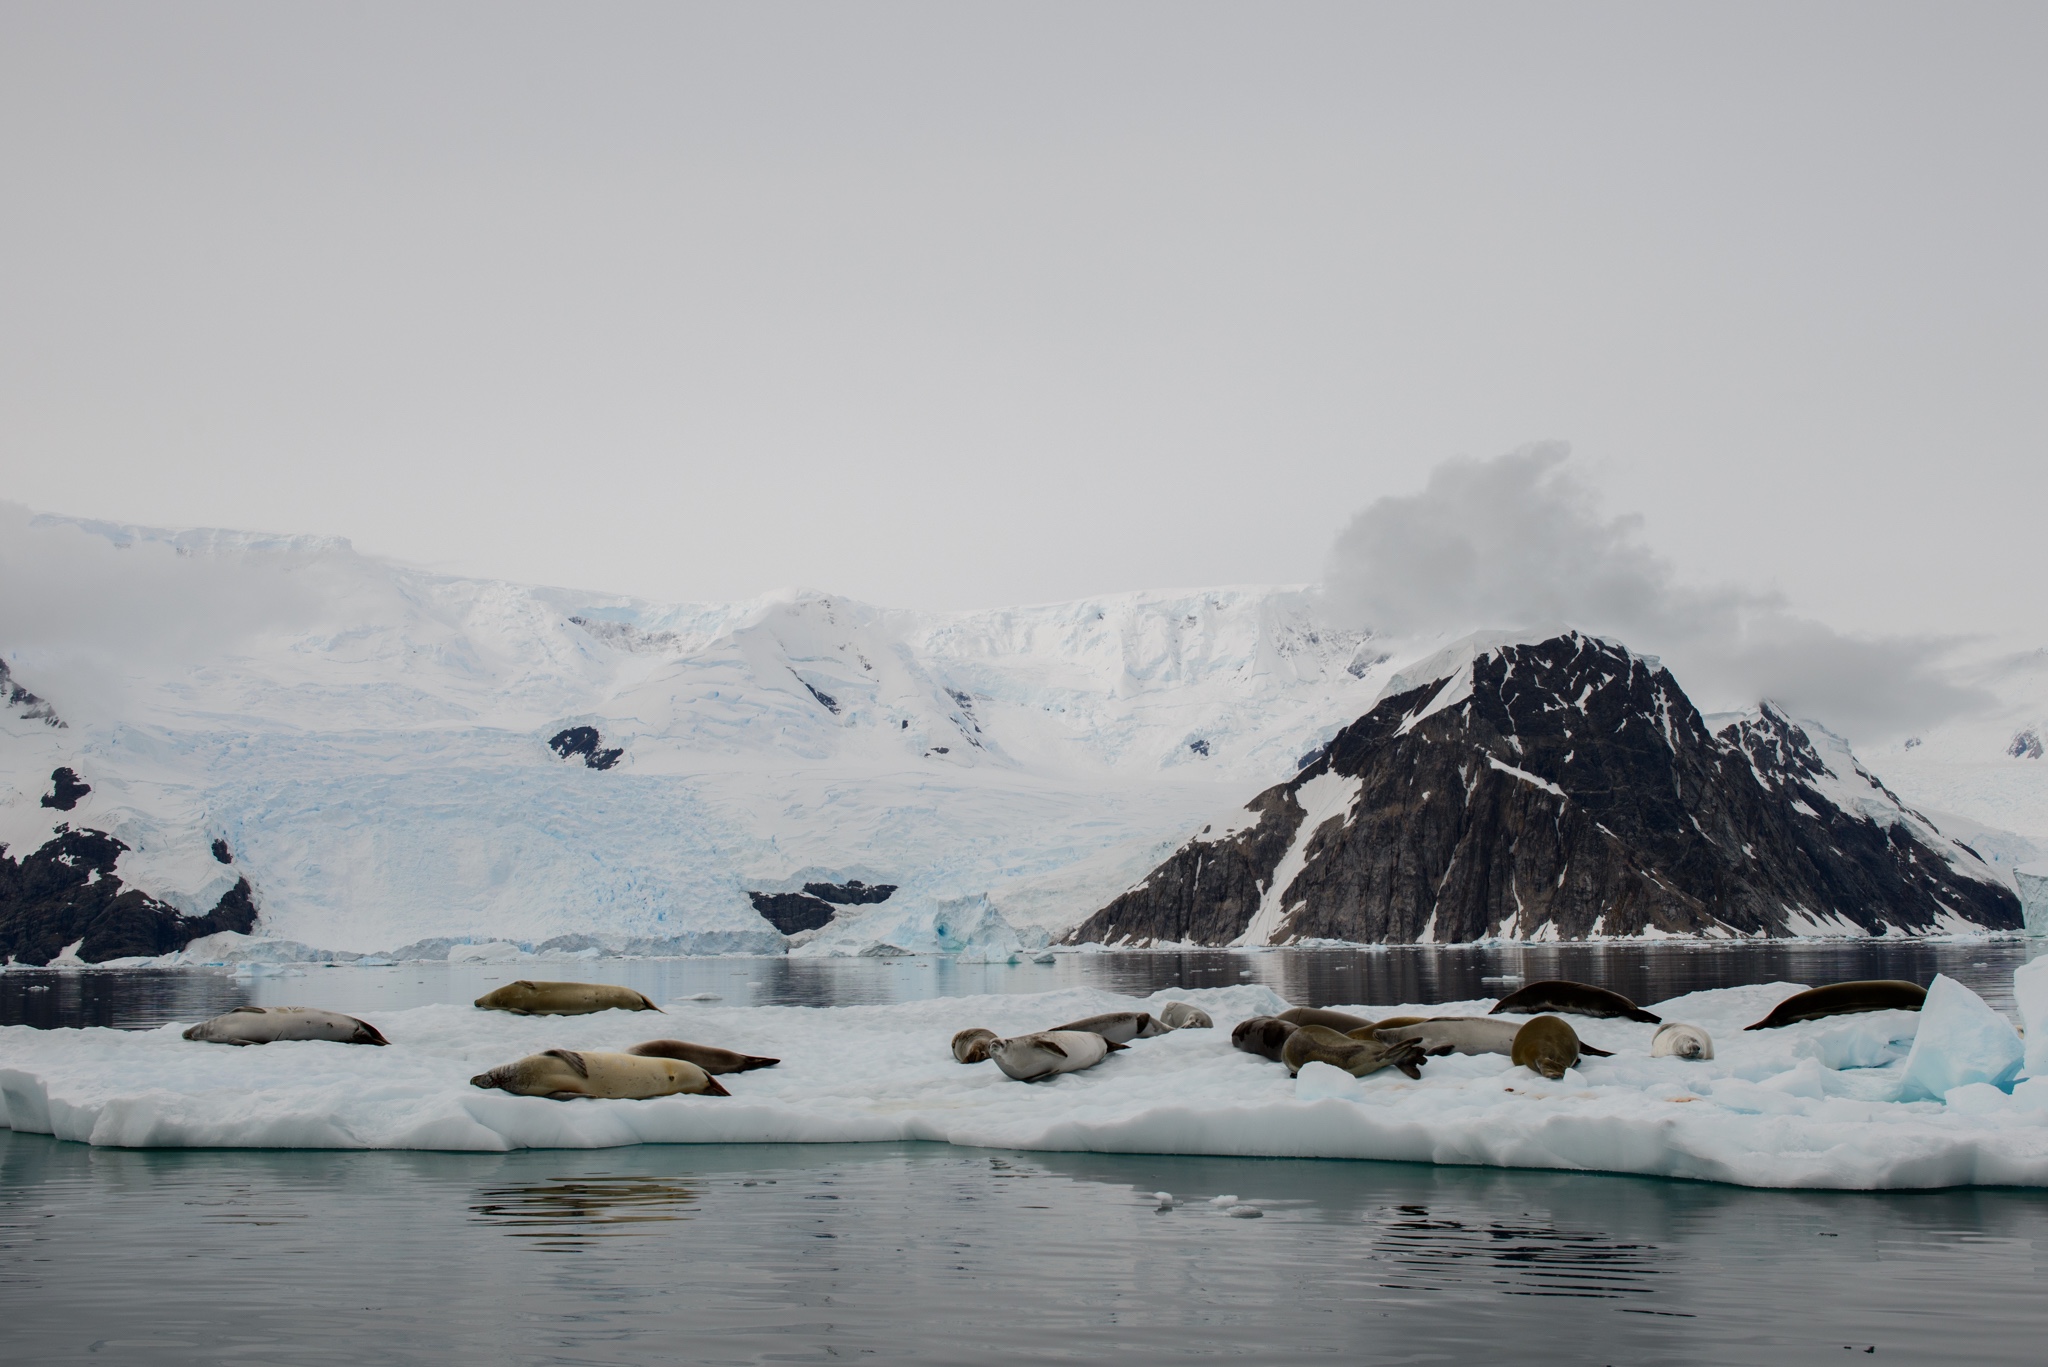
(1320, 444), (1990, 740)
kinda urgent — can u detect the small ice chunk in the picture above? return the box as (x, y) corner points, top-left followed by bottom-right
(681, 993), (722, 1002)
(2010, 1077), (2048, 1112)
(1227, 1204), (1265, 1218)
(2014, 956), (2048, 1076)
(1944, 1082), (2011, 1114)
(1293, 1060), (1357, 1101)
(1899, 975), (2025, 1102)
(1209, 1194), (1239, 1208)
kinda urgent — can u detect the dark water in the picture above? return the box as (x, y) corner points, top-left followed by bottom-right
(3, 939), (2043, 1030)
(3, 1131), (2044, 1365)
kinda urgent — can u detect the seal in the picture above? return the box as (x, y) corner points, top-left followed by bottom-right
(1373, 1016), (1616, 1059)
(1359, 1015), (1427, 1032)
(1742, 980), (1926, 1030)
(1046, 1011), (1169, 1044)
(625, 1039), (779, 1073)
(1277, 1006), (1379, 1033)
(952, 1026), (999, 1064)
(1157, 1001), (1213, 1030)
(1510, 1015), (1585, 1079)
(1650, 1022), (1714, 1060)
(988, 1030), (1126, 1082)
(1231, 1015), (1298, 1061)
(469, 1048), (729, 1099)
(473, 981), (663, 1016)
(182, 1005), (388, 1046)
(1280, 1024), (1425, 1079)
(1489, 980), (1660, 1024)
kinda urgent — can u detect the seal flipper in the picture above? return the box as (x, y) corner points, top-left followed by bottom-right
(1104, 1039), (1128, 1052)
(352, 1021), (391, 1046)
(543, 1048), (589, 1077)
(701, 1076), (731, 1097)
(1579, 1042), (1613, 1057)
(737, 1055), (779, 1070)
(1039, 1039), (1069, 1057)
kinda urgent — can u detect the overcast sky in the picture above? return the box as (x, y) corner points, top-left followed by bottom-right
(2, 3), (2043, 640)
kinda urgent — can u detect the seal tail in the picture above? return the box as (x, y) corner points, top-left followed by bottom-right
(1627, 1008), (1663, 1024)
(353, 1021), (391, 1046)
(700, 1076), (731, 1097)
(1579, 1042), (1614, 1057)
(738, 1055), (780, 1071)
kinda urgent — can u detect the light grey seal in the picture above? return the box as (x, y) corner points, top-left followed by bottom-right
(1231, 1015), (1298, 1061)
(988, 1030), (1127, 1083)
(1280, 1024), (1426, 1079)
(473, 981), (663, 1016)
(1510, 1015), (1585, 1080)
(1650, 1023), (1714, 1060)
(1375, 1016), (1614, 1059)
(1157, 1001), (1213, 1029)
(1490, 981), (1660, 1023)
(952, 1027), (999, 1063)
(469, 1048), (729, 1099)
(1046, 1011), (1169, 1044)
(1277, 1006), (1378, 1033)
(624, 1039), (779, 1073)
(182, 1006), (388, 1046)
(1742, 980), (1925, 1030)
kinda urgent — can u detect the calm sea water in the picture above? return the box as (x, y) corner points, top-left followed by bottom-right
(5, 943), (2046, 1364)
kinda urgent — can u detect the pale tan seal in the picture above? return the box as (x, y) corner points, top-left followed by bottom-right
(1375, 1016), (1614, 1059)
(469, 1048), (729, 1098)
(1510, 1015), (1584, 1080)
(625, 1039), (778, 1073)
(1277, 1006), (1378, 1033)
(1046, 1011), (1169, 1044)
(1650, 1022), (1715, 1060)
(473, 981), (663, 1016)
(952, 1027), (999, 1063)
(988, 1030), (1126, 1082)
(183, 1006), (388, 1046)
(1157, 1001), (1213, 1029)
(1280, 1024), (1425, 1079)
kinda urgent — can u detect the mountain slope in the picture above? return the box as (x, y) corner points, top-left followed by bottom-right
(1064, 634), (2020, 946)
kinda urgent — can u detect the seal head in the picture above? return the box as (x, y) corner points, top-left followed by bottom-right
(1650, 1022), (1714, 1060)
(952, 1027), (999, 1064)
(1157, 1001), (1212, 1030)
(1231, 1016), (1298, 1062)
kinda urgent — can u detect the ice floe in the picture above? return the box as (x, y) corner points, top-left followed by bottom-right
(6, 978), (2048, 1189)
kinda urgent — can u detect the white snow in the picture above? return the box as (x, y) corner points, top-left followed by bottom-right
(7, 977), (2048, 1189)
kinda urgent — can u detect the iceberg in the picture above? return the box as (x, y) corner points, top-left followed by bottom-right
(2016, 953), (2048, 1076)
(789, 894), (1051, 963)
(1898, 974), (2024, 1101)
(6, 979), (2048, 1189)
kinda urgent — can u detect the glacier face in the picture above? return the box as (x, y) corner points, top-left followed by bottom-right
(1, 515), (1385, 956)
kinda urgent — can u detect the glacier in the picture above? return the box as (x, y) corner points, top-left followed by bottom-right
(8, 976), (2048, 1189)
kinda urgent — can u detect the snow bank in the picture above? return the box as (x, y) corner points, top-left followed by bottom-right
(9, 979), (2048, 1188)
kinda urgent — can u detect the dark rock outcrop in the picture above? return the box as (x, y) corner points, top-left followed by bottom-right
(748, 891), (837, 935)
(549, 726), (623, 770)
(1065, 633), (2021, 947)
(0, 829), (260, 964)
(40, 767), (90, 811)
(802, 880), (897, 905)
(2, 659), (64, 727)
(212, 838), (233, 864)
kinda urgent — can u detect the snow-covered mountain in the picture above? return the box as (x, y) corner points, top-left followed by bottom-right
(3, 513), (2042, 962)
(1064, 634), (2021, 947)
(0, 514), (1385, 960)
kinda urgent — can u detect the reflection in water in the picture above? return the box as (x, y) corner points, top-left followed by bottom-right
(7, 938), (2044, 1030)
(470, 1174), (700, 1251)
(1373, 1203), (1663, 1301)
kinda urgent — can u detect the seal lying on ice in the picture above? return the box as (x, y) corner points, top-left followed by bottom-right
(625, 1039), (779, 1073)
(1489, 980), (1660, 1024)
(1231, 1015), (1298, 1061)
(1277, 1006), (1378, 1033)
(1375, 1016), (1613, 1059)
(988, 1030), (1126, 1082)
(1157, 1002), (1213, 1029)
(1650, 1022), (1715, 1060)
(1510, 1016), (1586, 1080)
(182, 1006), (388, 1046)
(470, 1048), (728, 1098)
(952, 1027), (999, 1063)
(1280, 1024), (1426, 1079)
(473, 981), (663, 1016)
(1742, 981), (1925, 1030)
(1046, 1011), (1170, 1044)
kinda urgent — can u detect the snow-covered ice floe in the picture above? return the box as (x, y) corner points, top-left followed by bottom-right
(7, 978), (2048, 1190)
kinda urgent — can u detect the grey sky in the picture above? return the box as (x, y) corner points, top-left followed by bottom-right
(2, 3), (2042, 639)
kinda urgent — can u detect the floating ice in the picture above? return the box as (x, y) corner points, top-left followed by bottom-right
(2015, 954), (2048, 1076)
(790, 894), (1050, 963)
(5, 980), (2048, 1189)
(1898, 974), (2024, 1101)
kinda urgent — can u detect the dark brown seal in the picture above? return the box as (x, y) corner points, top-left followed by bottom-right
(1489, 981), (1660, 1024)
(1510, 1015), (1584, 1080)
(1742, 980), (1926, 1030)
(1231, 1015), (1299, 1061)
(1280, 1024), (1425, 1080)
(1278, 1006), (1378, 1033)
(625, 1039), (779, 1073)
